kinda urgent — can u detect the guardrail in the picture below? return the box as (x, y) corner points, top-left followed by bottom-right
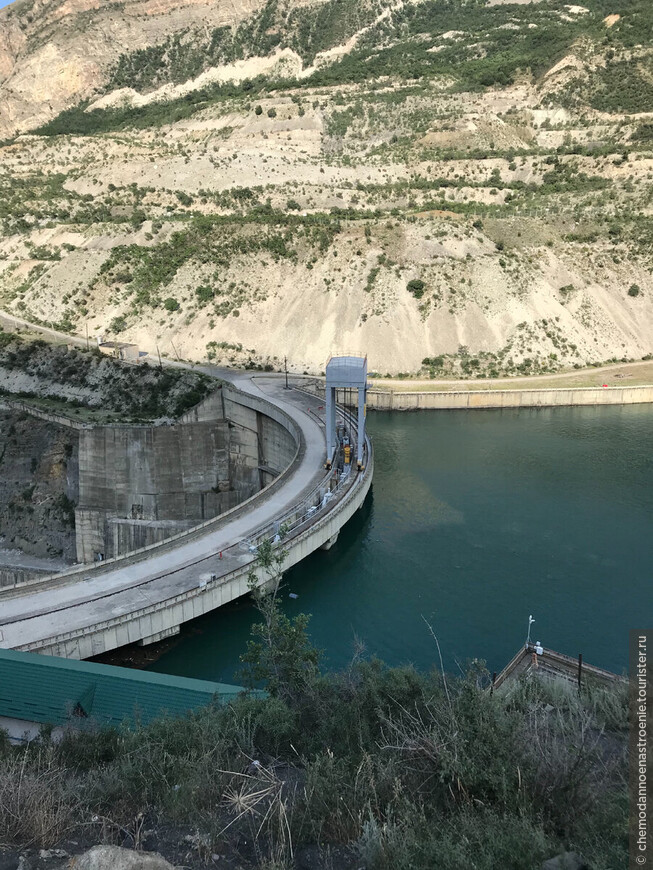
(243, 403), (369, 551)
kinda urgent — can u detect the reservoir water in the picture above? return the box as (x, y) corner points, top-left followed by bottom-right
(148, 404), (653, 682)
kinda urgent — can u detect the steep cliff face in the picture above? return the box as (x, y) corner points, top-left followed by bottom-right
(0, 407), (79, 561)
(0, 0), (273, 137)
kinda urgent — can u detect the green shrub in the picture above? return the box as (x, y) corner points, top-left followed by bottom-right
(109, 315), (127, 333)
(196, 285), (215, 303)
(407, 279), (425, 298)
(164, 297), (180, 312)
(559, 284), (575, 300)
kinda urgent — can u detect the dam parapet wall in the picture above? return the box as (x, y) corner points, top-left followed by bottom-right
(366, 384), (653, 410)
(299, 381), (653, 411)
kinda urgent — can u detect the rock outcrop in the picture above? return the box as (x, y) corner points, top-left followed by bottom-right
(71, 846), (177, 870)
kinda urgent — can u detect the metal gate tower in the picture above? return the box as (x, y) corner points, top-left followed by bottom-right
(325, 355), (368, 470)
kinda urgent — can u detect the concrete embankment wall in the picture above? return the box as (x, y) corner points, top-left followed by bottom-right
(366, 385), (653, 410)
(6, 385), (302, 593)
(298, 380), (653, 411)
(75, 416), (238, 563)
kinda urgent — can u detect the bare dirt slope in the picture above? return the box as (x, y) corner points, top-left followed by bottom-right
(0, 0), (651, 376)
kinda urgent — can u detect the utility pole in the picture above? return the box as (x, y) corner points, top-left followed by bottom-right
(284, 355), (289, 389)
(85, 322), (89, 351)
(156, 344), (162, 369)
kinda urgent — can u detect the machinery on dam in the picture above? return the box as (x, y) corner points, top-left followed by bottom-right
(0, 360), (373, 660)
(325, 355), (368, 471)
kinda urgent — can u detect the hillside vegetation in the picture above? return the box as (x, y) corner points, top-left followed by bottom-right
(0, 0), (652, 373)
(0, 603), (629, 869)
(0, 331), (212, 421)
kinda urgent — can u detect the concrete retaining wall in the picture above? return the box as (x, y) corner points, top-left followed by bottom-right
(367, 385), (653, 411)
(6, 385), (303, 591)
(0, 567), (50, 588)
(299, 380), (653, 411)
(108, 518), (196, 558)
(75, 419), (238, 562)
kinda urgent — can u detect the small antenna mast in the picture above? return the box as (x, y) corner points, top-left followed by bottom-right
(526, 614), (535, 647)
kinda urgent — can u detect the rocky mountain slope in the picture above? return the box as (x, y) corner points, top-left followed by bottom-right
(0, 332), (212, 419)
(0, 0), (277, 138)
(0, 0), (652, 374)
(0, 406), (78, 561)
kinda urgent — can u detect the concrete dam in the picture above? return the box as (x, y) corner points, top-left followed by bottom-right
(75, 387), (296, 563)
(0, 363), (373, 659)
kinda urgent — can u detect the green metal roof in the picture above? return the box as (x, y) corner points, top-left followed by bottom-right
(0, 648), (257, 728)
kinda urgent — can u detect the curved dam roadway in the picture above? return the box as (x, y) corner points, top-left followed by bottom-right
(0, 368), (373, 659)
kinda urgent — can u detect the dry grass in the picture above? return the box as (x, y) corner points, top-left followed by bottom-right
(0, 749), (82, 848)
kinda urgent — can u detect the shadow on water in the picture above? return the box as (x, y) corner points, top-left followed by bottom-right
(147, 404), (653, 682)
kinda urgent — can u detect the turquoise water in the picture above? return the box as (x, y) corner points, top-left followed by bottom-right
(148, 404), (653, 682)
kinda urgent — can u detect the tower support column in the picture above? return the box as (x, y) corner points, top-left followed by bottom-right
(325, 385), (336, 467)
(357, 386), (366, 468)
(324, 355), (368, 470)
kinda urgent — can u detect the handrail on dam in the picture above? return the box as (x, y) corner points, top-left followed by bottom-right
(243, 405), (369, 548)
(125, 404), (367, 582)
